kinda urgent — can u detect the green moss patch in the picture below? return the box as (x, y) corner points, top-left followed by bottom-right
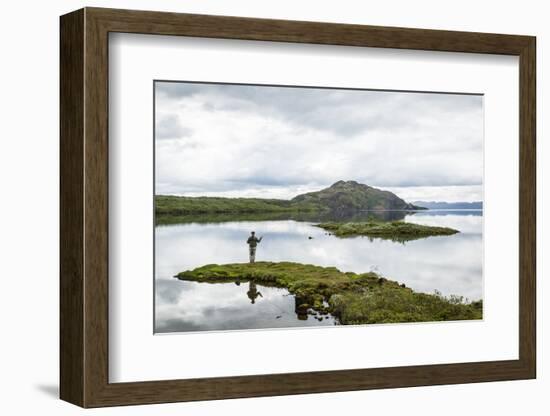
(317, 221), (459, 241)
(175, 262), (481, 325)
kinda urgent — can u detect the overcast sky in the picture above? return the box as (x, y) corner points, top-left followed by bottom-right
(155, 81), (483, 202)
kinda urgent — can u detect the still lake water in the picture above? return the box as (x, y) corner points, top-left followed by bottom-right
(155, 211), (482, 333)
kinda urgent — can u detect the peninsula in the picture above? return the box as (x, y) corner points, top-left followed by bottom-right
(175, 262), (482, 324)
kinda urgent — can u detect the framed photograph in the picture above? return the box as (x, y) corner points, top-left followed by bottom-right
(60, 7), (536, 408)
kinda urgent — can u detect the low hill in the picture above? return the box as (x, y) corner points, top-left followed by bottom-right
(156, 180), (424, 215)
(292, 180), (424, 212)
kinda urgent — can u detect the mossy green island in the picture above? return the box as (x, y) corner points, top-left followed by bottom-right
(317, 221), (459, 240)
(175, 262), (482, 325)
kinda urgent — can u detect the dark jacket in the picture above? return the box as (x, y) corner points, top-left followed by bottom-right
(247, 236), (262, 247)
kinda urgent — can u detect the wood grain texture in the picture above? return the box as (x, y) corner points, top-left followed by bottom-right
(59, 8), (84, 407)
(59, 7), (537, 408)
(83, 10), (110, 406)
(518, 38), (537, 376)
(88, 7), (532, 54)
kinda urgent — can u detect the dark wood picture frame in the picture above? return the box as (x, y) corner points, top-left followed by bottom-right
(60, 7), (536, 408)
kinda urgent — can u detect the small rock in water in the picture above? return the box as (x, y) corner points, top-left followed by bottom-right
(275, 315), (282, 319)
(308, 236), (313, 239)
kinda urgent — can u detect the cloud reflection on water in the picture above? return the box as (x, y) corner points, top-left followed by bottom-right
(155, 212), (482, 332)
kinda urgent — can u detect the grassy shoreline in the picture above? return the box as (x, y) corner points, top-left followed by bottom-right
(175, 262), (482, 325)
(155, 181), (427, 216)
(155, 195), (322, 216)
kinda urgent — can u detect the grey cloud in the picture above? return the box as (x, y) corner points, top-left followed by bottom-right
(154, 81), (483, 198)
(155, 279), (183, 304)
(155, 81), (206, 98)
(156, 114), (193, 140)
(157, 81), (482, 138)
(226, 176), (308, 187)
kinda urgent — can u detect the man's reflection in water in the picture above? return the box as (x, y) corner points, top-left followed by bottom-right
(247, 281), (263, 304)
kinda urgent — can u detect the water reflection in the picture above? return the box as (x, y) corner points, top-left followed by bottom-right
(155, 210), (482, 332)
(247, 282), (263, 304)
(156, 209), (417, 226)
(155, 279), (337, 332)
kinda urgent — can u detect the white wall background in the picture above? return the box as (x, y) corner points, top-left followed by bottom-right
(0, 0), (545, 414)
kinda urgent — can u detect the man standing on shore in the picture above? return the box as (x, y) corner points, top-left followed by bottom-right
(246, 231), (263, 263)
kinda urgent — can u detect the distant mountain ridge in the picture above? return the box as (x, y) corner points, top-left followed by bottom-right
(292, 180), (424, 212)
(412, 201), (483, 210)
(156, 180), (425, 215)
